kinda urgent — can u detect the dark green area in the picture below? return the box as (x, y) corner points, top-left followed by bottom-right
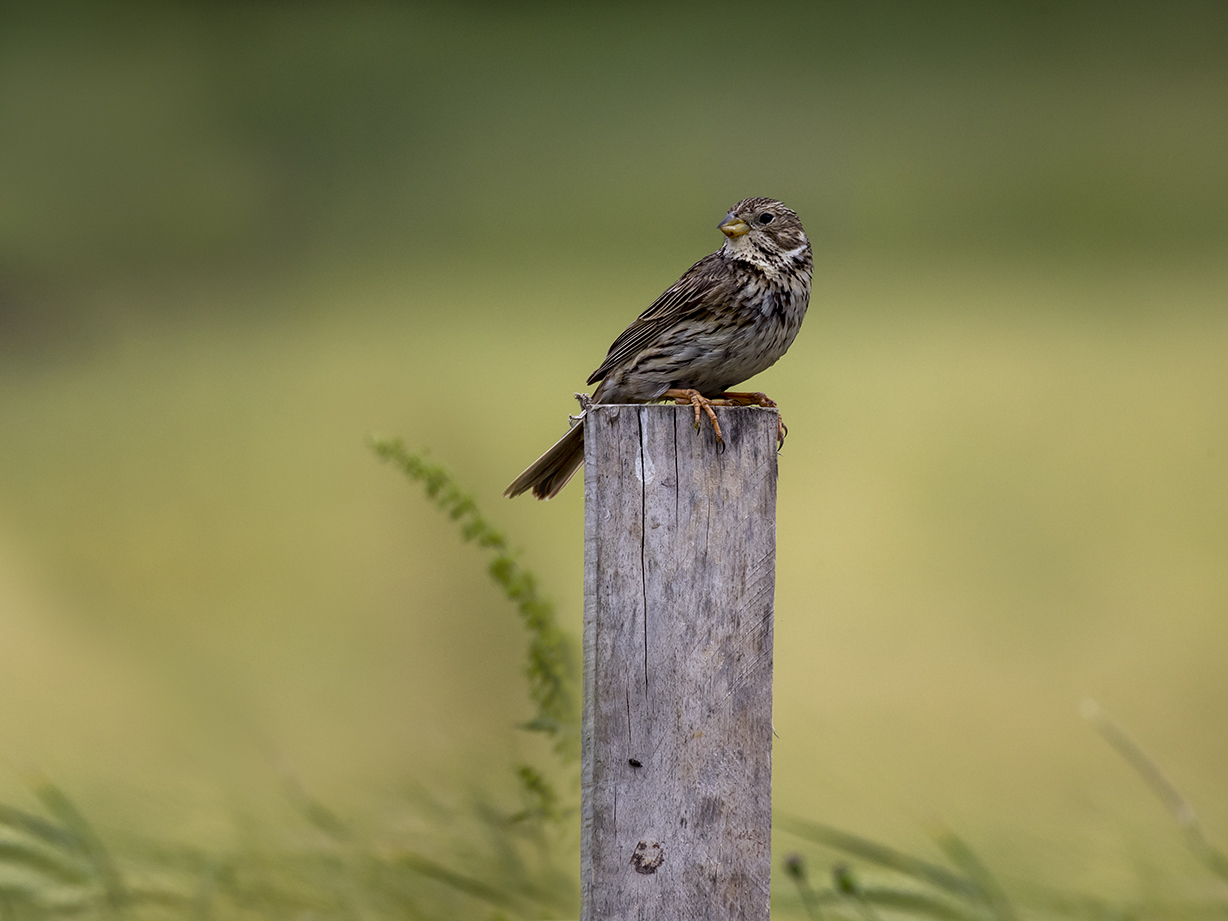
(2, 0), (1225, 334)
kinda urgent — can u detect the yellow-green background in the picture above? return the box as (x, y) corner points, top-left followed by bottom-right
(1, 0), (1226, 905)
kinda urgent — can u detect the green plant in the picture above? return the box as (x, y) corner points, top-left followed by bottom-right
(370, 437), (579, 762)
(5, 441), (1226, 921)
(0, 443), (582, 921)
(777, 701), (1228, 921)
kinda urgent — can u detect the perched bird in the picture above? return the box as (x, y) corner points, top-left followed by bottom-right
(505, 197), (812, 500)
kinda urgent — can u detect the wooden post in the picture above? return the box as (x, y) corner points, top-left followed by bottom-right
(582, 404), (777, 921)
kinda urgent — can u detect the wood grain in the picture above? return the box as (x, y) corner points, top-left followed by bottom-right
(582, 403), (777, 921)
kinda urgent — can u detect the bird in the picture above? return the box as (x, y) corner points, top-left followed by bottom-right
(505, 197), (812, 500)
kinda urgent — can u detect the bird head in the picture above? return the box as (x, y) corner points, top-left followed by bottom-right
(718, 198), (810, 268)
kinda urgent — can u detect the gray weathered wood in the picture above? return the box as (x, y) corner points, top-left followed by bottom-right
(582, 403), (777, 921)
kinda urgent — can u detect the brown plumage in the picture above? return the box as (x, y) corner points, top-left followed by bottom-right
(505, 197), (812, 500)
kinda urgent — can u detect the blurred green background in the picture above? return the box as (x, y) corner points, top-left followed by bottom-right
(1, 0), (1226, 908)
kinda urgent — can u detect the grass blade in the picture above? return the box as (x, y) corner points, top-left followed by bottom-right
(783, 853), (825, 920)
(32, 782), (125, 913)
(0, 808), (80, 854)
(933, 829), (1016, 921)
(778, 815), (979, 899)
(1082, 698), (1228, 883)
(0, 841), (90, 887)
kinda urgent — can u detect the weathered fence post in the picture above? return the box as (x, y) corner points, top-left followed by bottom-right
(582, 403), (777, 920)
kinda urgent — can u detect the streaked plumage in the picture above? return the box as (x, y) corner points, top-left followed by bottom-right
(506, 197), (812, 500)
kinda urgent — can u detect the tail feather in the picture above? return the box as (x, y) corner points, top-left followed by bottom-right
(504, 419), (586, 500)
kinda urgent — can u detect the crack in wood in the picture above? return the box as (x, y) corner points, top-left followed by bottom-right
(637, 408), (649, 694)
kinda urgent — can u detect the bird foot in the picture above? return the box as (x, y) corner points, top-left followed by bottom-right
(663, 388), (730, 444)
(716, 392), (787, 448)
(715, 390), (775, 409)
(569, 392), (593, 427)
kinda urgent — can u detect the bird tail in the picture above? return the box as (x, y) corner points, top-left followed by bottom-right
(504, 417), (586, 500)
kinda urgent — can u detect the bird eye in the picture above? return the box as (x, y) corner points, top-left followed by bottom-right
(757, 213), (774, 224)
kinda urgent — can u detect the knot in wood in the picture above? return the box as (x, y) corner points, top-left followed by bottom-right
(630, 840), (664, 875)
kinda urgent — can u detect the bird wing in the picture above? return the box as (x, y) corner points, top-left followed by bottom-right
(586, 253), (735, 385)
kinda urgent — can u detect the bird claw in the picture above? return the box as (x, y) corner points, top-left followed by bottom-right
(569, 392), (593, 427)
(716, 391), (787, 449)
(663, 388), (726, 444)
(663, 389), (787, 451)
(716, 390), (777, 410)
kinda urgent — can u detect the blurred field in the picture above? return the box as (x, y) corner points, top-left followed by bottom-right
(1, 0), (1226, 913)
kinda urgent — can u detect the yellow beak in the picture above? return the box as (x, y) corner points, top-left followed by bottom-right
(719, 216), (750, 238)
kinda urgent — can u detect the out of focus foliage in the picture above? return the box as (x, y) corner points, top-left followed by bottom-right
(0, 1), (1225, 918)
(2, 0), (1225, 314)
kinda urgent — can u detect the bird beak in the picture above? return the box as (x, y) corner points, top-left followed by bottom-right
(719, 215), (750, 238)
